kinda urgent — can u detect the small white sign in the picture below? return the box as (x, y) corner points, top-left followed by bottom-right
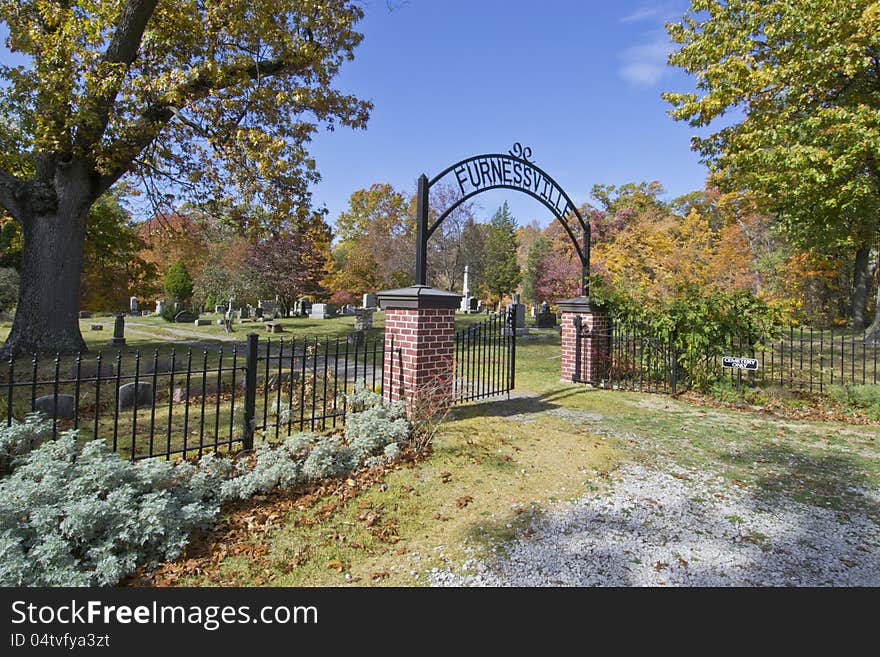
(722, 356), (759, 370)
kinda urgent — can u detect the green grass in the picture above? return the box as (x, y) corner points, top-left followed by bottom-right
(162, 322), (880, 586)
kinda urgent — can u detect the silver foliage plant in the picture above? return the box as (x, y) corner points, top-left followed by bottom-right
(0, 433), (227, 587)
(1, 386), (411, 585)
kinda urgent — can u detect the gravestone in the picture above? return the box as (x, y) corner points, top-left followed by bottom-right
(237, 307), (250, 319)
(110, 313), (126, 346)
(362, 293), (377, 309)
(78, 310), (92, 319)
(174, 310), (197, 323)
(34, 394), (75, 419)
(194, 318), (211, 326)
(214, 305), (225, 314)
(535, 310), (557, 328)
(309, 303), (337, 319)
(89, 324), (103, 331)
(341, 304), (356, 316)
(155, 299), (166, 316)
(118, 382), (153, 410)
(258, 299), (276, 316)
(297, 298), (312, 316)
(354, 308), (374, 331)
(129, 297), (138, 314)
(504, 296), (528, 337)
(254, 307), (263, 319)
(459, 264), (477, 313)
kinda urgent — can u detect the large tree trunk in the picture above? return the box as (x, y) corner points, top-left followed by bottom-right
(852, 238), (871, 330)
(1, 166), (92, 357)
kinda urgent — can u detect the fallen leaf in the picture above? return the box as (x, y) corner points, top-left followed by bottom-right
(456, 496), (474, 508)
(653, 561), (669, 572)
(325, 560), (345, 573)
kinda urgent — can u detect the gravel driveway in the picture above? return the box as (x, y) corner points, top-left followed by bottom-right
(431, 462), (880, 586)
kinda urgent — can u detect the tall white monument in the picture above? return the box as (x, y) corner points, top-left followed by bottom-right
(460, 265), (475, 313)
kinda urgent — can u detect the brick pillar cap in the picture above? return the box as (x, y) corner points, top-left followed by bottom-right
(557, 296), (603, 313)
(378, 285), (462, 310)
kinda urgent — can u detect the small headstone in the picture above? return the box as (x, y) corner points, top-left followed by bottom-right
(297, 298), (312, 316)
(254, 307), (264, 319)
(309, 303), (337, 319)
(117, 382), (153, 410)
(193, 318), (211, 326)
(172, 382), (220, 403)
(129, 296), (138, 314)
(536, 311), (557, 328)
(362, 293), (377, 309)
(110, 313), (126, 347)
(155, 299), (166, 315)
(215, 305), (225, 314)
(33, 394), (75, 419)
(78, 310), (92, 319)
(90, 324), (103, 331)
(174, 310), (197, 323)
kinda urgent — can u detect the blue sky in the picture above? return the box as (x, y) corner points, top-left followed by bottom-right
(308, 0), (708, 227)
(0, 1), (708, 229)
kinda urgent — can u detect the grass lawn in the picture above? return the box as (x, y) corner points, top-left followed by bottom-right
(139, 324), (880, 587)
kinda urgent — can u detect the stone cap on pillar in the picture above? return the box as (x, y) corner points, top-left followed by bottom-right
(556, 296), (600, 313)
(377, 285), (462, 310)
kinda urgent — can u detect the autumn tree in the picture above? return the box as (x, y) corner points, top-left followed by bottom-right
(483, 202), (521, 304)
(247, 223), (331, 314)
(79, 192), (158, 312)
(0, 0), (371, 355)
(331, 184), (414, 295)
(664, 0), (880, 334)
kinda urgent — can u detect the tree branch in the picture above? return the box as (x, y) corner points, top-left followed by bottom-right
(75, 0), (159, 152)
(97, 54), (301, 194)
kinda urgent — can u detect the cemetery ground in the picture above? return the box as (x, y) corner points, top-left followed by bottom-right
(79, 317), (880, 587)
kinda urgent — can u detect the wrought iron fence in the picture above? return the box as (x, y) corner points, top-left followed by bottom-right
(453, 308), (516, 403)
(1, 332), (395, 461)
(573, 318), (880, 394)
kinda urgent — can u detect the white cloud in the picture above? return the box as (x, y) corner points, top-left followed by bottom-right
(621, 2), (681, 24)
(618, 33), (672, 86)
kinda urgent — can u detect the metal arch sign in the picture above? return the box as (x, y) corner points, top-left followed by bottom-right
(415, 143), (591, 296)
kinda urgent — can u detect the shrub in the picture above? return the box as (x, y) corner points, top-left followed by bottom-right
(0, 412), (53, 475)
(302, 435), (356, 481)
(0, 433), (226, 586)
(344, 386), (409, 461)
(221, 433), (313, 500)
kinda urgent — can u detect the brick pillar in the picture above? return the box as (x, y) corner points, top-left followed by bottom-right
(378, 285), (461, 414)
(558, 297), (611, 384)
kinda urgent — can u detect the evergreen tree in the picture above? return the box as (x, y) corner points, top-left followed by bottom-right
(164, 262), (194, 305)
(483, 202), (521, 304)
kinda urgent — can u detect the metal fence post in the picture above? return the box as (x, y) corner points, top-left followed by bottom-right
(671, 347), (679, 395)
(243, 333), (258, 451)
(508, 306), (516, 393)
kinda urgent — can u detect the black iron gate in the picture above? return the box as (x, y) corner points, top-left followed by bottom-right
(453, 308), (516, 404)
(572, 316), (678, 393)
